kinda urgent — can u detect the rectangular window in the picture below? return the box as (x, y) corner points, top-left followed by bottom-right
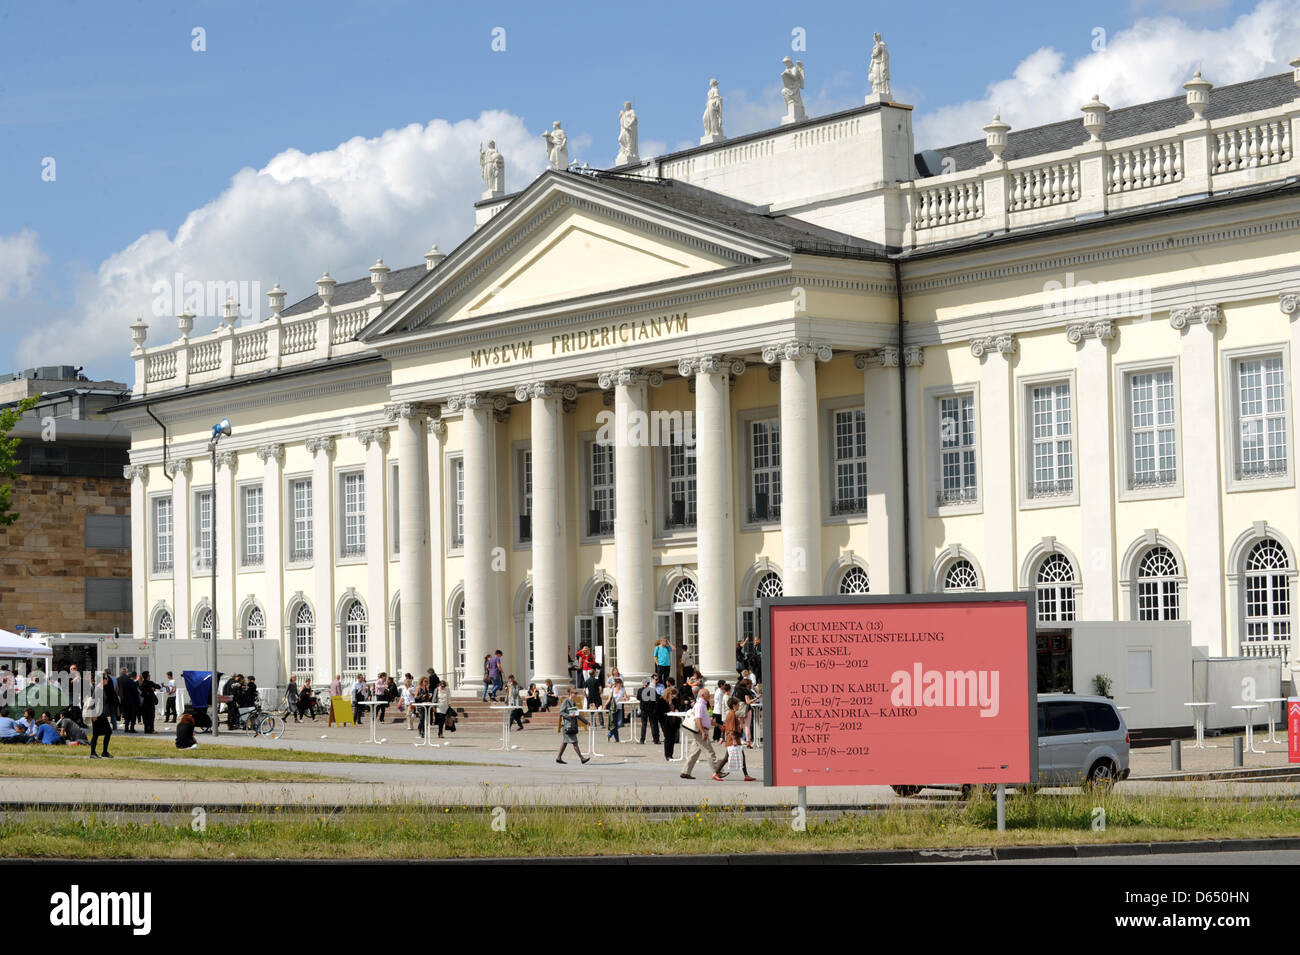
(342, 472), (365, 557)
(152, 498), (173, 573)
(85, 577), (131, 613)
(85, 513), (130, 549)
(195, 490), (213, 570)
(451, 457), (464, 549)
(590, 442), (615, 535)
(241, 485), (264, 567)
(832, 408), (868, 515)
(518, 449), (532, 542)
(291, 478), (313, 562)
(1129, 370), (1177, 489)
(1029, 382), (1073, 497)
(1236, 355), (1288, 480)
(749, 418), (781, 522)
(666, 423), (697, 529)
(938, 394), (978, 506)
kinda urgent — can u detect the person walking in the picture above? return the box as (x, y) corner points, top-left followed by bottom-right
(401, 677), (419, 731)
(373, 673), (390, 723)
(88, 674), (114, 758)
(138, 671), (159, 734)
(681, 686), (728, 781)
(490, 651), (506, 701)
(479, 655), (493, 702)
(163, 672), (178, 723)
(712, 681), (729, 743)
(556, 688), (590, 764)
(584, 666), (604, 729)
(297, 679), (316, 721)
(283, 675), (300, 722)
(606, 678), (625, 742)
(638, 676), (661, 744)
(724, 696), (756, 781)
(413, 677), (432, 737)
(656, 685), (679, 761)
(433, 680), (452, 737)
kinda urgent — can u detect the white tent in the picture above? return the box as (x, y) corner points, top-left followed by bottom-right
(0, 629), (53, 659)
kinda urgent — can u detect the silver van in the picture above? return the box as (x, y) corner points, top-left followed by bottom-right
(890, 693), (1130, 797)
(1036, 693), (1130, 786)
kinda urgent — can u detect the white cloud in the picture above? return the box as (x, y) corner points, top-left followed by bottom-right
(914, 0), (1300, 149)
(0, 229), (48, 301)
(12, 111), (548, 374)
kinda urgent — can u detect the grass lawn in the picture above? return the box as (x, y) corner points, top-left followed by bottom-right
(0, 755), (332, 783)
(4, 790), (1300, 858)
(0, 737), (497, 767)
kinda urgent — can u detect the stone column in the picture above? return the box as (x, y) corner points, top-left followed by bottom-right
(448, 393), (497, 693)
(305, 436), (335, 680)
(682, 356), (744, 681)
(257, 444), (285, 669)
(387, 403), (432, 676)
(125, 465), (148, 638)
(1173, 304), (1226, 653)
(857, 348), (905, 593)
(763, 341), (832, 596)
(972, 335), (1017, 591)
(166, 459), (191, 639)
(426, 415), (447, 676)
(215, 450), (237, 639)
(1068, 322), (1117, 619)
(597, 368), (661, 683)
(903, 347), (926, 591)
(516, 382), (575, 685)
(359, 428), (390, 673)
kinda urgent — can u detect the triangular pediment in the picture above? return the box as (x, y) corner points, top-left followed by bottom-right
(361, 171), (792, 342)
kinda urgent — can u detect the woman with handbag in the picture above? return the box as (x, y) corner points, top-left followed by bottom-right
(556, 688), (590, 764)
(724, 696), (756, 781)
(433, 680), (453, 737)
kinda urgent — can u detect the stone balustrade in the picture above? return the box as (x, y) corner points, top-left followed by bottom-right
(901, 101), (1300, 247)
(132, 298), (381, 395)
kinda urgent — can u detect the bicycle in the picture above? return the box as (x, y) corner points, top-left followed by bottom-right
(232, 703), (284, 740)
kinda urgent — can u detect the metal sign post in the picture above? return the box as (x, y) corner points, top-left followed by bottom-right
(996, 783), (1006, 833)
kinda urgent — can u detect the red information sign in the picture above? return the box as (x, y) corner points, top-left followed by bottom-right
(1289, 699), (1300, 765)
(762, 594), (1036, 787)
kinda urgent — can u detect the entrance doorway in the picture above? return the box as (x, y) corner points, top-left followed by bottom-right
(658, 577), (699, 682)
(574, 582), (617, 677)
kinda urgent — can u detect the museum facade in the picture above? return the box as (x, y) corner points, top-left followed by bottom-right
(111, 54), (1300, 691)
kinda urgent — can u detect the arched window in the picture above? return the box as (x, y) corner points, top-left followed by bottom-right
(943, 559), (980, 592)
(344, 601), (367, 674)
(595, 583), (616, 612)
(199, 607), (215, 640)
(672, 578), (699, 607)
(756, 572), (783, 600)
(156, 610), (174, 640)
(1036, 553), (1077, 622)
(244, 605), (265, 640)
(1136, 547), (1180, 621)
(292, 604), (314, 676)
(838, 566), (870, 595)
(1243, 539), (1292, 643)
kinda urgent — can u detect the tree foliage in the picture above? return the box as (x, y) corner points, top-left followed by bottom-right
(0, 394), (40, 527)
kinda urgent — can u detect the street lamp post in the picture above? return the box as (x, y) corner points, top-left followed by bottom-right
(209, 418), (231, 735)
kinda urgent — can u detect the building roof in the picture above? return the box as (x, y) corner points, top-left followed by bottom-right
(926, 71), (1297, 174)
(282, 263), (427, 317)
(583, 172), (889, 258)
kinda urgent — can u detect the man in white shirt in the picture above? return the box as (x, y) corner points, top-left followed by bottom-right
(712, 681), (729, 742)
(164, 672), (178, 723)
(682, 687), (728, 780)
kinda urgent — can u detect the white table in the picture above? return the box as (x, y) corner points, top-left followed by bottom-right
(411, 702), (437, 747)
(490, 704), (516, 751)
(1232, 703), (1266, 754)
(665, 711), (693, 764)
(353, 700), (384, 745)
(620, 698), (642, 741)
(1257, 697), (1286, 744)
(577, 708), (605, 758)
(1183, 702), (1216, 749)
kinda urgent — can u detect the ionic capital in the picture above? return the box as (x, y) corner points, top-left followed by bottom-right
(215, 450), (237, 471)
(383, 402), (422, 422)
(1170, 303), (1223, 330)
(970, 334), (1017, 359)
(515, 381), (579, 403)
(358, 428), (390, 450)
(164, 458), (192, 480)
(256, 443), (285, 465)
(678, 355), (746, 377)
(596, 368), (664, 389)
(123, 464), (148, 484)
(305, 436), (335, 457)
(904, 346), (925, 367)
(1065, 320), (1117, 346)
(445, 392), (484, 412)
(1279, 292), (1300, 318)
(761, 340), (833, 364)
(853, 346), (900, 369)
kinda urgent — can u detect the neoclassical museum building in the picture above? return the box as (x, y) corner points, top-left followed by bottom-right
(112, 47), (1300, 692)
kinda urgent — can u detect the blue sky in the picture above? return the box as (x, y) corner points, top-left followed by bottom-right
(1, 0), (1296, 382)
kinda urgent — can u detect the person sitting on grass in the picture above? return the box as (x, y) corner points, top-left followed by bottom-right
(175, 713), (199, 750)
(32, 713), (63, 745)
(14, 707), (38, 740)
(0, 706), (28, 743)
(56, 709), (87, 745)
